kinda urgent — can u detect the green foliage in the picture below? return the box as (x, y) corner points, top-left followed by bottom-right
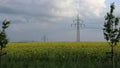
(0, 20), (10, 50)
(103, 3), (120, 47)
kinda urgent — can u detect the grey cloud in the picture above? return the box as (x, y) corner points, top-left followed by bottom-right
(0, 0), (108, 42)
(0, 6), (18, 14)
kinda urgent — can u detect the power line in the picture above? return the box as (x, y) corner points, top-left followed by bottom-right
(71, 15), (103, 42)
(84, 26), (103, 30)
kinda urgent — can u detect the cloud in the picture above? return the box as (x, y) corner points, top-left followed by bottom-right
(0, 0), (107, 41)
(77, 0), (106, 18)
(0, 0), (106, 18)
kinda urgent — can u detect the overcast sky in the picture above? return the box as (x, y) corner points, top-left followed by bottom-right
(0, 0), (120, 42)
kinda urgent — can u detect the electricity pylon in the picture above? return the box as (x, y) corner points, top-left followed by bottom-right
(71, 15), (84, 42)
(42, 35), (47, 42)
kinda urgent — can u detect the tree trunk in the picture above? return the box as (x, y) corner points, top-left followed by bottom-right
(0, 46), (2, 64)
(0, 48), (1, 64)
(111, 46), (114, 68)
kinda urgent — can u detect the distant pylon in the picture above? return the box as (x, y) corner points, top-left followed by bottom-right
(42, 35), (47, 42)
(71, 15), (84, 42)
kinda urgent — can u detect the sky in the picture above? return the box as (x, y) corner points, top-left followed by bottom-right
(0, 0), (120, 42)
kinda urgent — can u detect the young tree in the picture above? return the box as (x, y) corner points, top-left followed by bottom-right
(103, 3), (120, 68)
(0, 20), (10, 63)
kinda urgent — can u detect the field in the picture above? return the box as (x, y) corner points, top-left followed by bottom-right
(1, 42), (120, 68)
